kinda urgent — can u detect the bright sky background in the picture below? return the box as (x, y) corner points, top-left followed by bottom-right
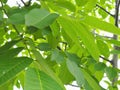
(7, 0), (120, 90)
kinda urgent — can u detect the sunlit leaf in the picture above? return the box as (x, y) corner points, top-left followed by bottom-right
(75, 0), (88, 6)
(97, 40), (110, 58)
(81, 69), (102, 90)
(58, 63), (74, 84)
(55, 1), (76, 12)
(58, 16), (100, 60)
(82, 16), (120, 35)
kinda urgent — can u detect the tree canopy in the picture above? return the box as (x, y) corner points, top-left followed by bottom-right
(0, 0), (120, 90)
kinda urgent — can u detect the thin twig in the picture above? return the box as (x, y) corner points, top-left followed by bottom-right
(0, 1), (8, 17)
(96, 4), (115, 18)
(21, 0), (26, 6)
(68, 84), (79, 88)
(99, 56), (112, 64)
(21, 0), (32, 7)
(94, 32), (113, 39)
(0, 1), (32, 58)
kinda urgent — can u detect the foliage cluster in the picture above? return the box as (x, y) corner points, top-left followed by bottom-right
(0, 0), (120, 90)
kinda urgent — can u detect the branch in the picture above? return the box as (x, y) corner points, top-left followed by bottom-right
(0, 1), (8, 17)
(21, 0), (32, 7)
(112, 0), (120, 85)
(0, 1), (32, 58)
(96, 4), (115, 18)
(68, 84), (79, 88)
(99, 56), (112, 64)
(94, 32), (113, 39)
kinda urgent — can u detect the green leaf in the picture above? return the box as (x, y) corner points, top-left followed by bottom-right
(94, 71), (104, 81)
(84, 0), (97, 11)
(81, 69), (102, 90)
(2, 0), (7, 3)
(24, 68), (63, 90)
(0, 57), (33, 86)
(110, 50), (120, 54)
(37, 43), (52, 51)
(82, 15), (120, 35)
(0, 11), (3, 22)
(100, 0), (105, 4)
(31, 50), (65, 90)
(25, 9), (59, 29)
(0, 47), (23, 59)
(66, 53), (85, 87)
(98, 9), (108, 19)
(55, 1), (76, 12)
(47, 32), (59, 49)
(105, 39), (120, 46)
(0, 39), (21, 54)
(94, 62), (106, 71)
(58, 16), (100, 60)
(7, 13), (25, 24)
(97, 40), (110, 58)
(75, 0), (88, 6)
(51, 49), (65, 64)
(105, 67), (117, 81)
(58, 63), (74, 84)
(50, 21), (60, 38)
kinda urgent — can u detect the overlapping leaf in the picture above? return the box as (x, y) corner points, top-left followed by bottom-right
(24, 68), (63, 90)
(0, 57), (33, 86)
(25, 9), (59, 29)
(58, 16), (100, 60)
(66, 55), (85, 87)
(82, 16), (120, 35)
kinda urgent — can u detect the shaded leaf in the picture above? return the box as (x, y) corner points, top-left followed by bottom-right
(37, 43), (52, 51)
(94, 62), (106, 71)
(51, 49), (65, 64)
(58, 63), (74, 84)
(31, 50), (65, 90)
(24, 68), (63, 90)
(0, 47), (23, 59)
(7, 13), (25, 24)
(0, 39), (21, 54)
(105, 67), (117, 81)
(66, 53), (85, 87)
(25, 9), (59, 29)
(0, 57), (33, 86)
